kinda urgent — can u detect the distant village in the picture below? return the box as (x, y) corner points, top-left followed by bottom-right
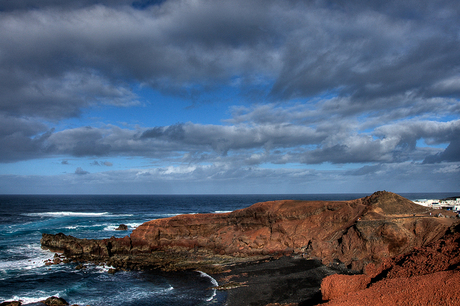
(413, 197), (460, 214)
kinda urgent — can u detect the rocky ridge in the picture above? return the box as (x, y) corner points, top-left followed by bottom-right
(41, 191), (457, 272)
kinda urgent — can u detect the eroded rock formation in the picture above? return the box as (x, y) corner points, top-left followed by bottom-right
(41, 191), (458, 272)
(321, 222), (460, 305)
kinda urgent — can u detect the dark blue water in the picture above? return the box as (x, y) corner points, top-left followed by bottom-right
(0, 193), (457, 305)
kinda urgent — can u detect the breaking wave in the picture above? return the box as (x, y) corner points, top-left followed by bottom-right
(23, 212), (133, 218)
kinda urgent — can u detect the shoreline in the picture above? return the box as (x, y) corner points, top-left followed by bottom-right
(213, 256), (350, 306)
(0, 256), (343, 306)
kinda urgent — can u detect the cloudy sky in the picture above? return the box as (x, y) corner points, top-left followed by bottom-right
(0, 0), (459, 194)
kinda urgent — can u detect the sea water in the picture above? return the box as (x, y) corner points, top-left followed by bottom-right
(0, 193), (456, 305)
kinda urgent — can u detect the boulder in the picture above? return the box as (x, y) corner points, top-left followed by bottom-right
(42, 296), (69, 305)
(115, 224), (128, 231)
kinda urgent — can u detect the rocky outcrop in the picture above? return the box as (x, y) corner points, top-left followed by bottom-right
(41, 191), (458, 271)
(0, 302), (22, 306)
(115, 224), (128, 230)
(0, 296), (72, 306)
(321, 222), (460, 305)
(41, 297), (69, 306)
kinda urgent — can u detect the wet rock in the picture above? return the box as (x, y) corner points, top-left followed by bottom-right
(75, 264), (86, 270)
(0, 301), (22, 306)
(115, 224), (128, 231)
(42, 296), (69, 305)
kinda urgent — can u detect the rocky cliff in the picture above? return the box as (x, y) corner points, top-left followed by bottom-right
(41, 191), (458, 271)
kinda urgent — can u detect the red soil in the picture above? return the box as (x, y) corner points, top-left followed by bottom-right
(321, 223), (460, 306)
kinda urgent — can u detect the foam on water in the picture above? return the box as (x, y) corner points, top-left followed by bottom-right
(2, 194), (328, 305)
(102, 222), (143, 232)
(23, 212), (133, 218)
(9, 294), (59, 305)
(198, 271), (218, 301)
(0, 244), (53, 276)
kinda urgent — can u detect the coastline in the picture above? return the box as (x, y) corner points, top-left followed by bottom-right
(4, 192), (460, 305)
(214, 256), (350, 306)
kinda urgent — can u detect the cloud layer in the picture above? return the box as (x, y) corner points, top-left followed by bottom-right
(0, 0), (459, 193)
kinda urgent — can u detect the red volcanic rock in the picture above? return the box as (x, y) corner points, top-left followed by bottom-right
(128, 191), (454, 269)
(321, 274), (371, 301)
(322, 270), (460, 306)
(321, 223), (460, 305)
(42, 191), (458, 272)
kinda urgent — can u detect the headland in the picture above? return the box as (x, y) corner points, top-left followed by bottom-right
(38, 191), (460, 305)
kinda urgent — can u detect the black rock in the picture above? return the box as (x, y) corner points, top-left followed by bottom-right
(115, 224), (128, 230)
(42, 296), (68, 305)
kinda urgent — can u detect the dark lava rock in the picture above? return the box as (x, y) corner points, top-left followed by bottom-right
(0, 301), (22, 306)
(115, 224), (128, 230)
(42, 297), (68, 305)
(75, 264), (85, 270)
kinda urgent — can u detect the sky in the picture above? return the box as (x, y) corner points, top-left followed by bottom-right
(0, 0), (459, 194)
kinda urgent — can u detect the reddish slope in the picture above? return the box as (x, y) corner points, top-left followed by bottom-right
(321, 223), (460, 306)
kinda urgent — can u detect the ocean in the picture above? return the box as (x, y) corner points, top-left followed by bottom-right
(0, 192), (457, 305)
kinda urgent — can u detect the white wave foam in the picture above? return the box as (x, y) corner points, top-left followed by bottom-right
(165, 285), (174, 291)
(0, 244), (53, 274)
(94, 264), (116, 273)
(214, 211), (232, 214)
(155, 213), (180, 217)
(24, 212), (108, 217)
(102, 222), (143, 231)
(197, 271), (218, 287)
(9, 294), (56, 305)
(127, 222), (142, 229)
(197, 271), (218, 302)
(23, 212), (133, 218)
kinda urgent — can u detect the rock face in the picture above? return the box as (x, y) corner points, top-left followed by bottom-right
(41, 191), (458, 271)
(321, 222), (460, 305)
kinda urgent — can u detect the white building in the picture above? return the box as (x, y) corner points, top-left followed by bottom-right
(413, 198), (460, 211)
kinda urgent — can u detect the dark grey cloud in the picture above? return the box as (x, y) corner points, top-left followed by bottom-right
(4, 115), (446, 167)
(0, 115), (52, 162)
(423, 140), (460, 163)
(141, 123), (185, 140)
(0, 0), (161, 12)
(75, 167), (89, 175)
(1, 0), (459, 122)
(271, 1), (460, 107)
(90, 160), (114, 166)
